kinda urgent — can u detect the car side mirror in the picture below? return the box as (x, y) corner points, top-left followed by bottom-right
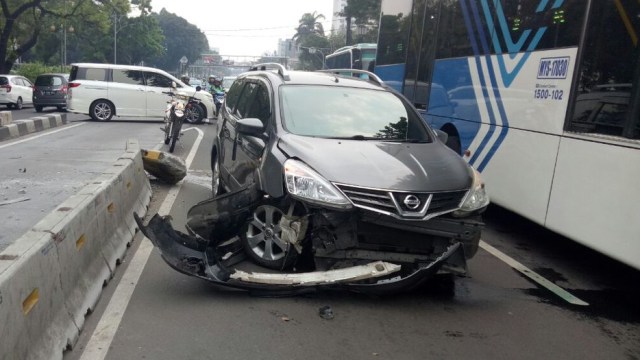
(196, 85), (202, 92)
(236, 118), (265, 137)
(171, 81), (177, 89)
(434, 129), (449, 143)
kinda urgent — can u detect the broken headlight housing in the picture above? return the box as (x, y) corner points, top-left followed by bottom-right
(453, 168), (489, 217)
(284, 159), (352, 209)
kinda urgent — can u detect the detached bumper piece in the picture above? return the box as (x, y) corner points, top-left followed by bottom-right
(134, 213), (466, 295)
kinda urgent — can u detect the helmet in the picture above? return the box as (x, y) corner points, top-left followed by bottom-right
(180, 74), (190, 84)
(208, 75), (217, 84)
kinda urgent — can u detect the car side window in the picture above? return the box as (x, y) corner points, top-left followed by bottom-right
(78, 68), (108, 81)
(225, 79), (244, 113)
(245, 83), (271, 125)
(235, 83), (258, 118)
(23, 78), (33, 87)
(144, 72), (173, 88)
(113, 70), (144, 85)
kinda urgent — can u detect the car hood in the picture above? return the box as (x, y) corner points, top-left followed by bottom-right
(277, 134), (472, 191)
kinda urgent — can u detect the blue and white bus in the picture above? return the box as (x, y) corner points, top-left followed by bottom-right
(325, 43), (377, 71)
(373, 0), (640, 269)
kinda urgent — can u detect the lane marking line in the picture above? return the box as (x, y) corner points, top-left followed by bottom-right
(79, 127), (205, 360)
(0, 122), (86, 149)
(479, 240), (589, 306)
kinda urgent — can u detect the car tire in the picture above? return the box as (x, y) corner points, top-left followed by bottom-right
(35, 105), (43, 112)
(240, 203), (298, 270)
(211, 154), (222, 196)
(56, 106), (66, 112)
(15, 98), (23, 110)
(184, 104), (204, 124)
(90, 100), (114, 121)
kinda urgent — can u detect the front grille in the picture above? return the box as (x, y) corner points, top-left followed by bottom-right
(335, 183), (467, 220)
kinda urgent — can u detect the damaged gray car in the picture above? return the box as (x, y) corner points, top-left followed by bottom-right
(135, 64), (489, 295)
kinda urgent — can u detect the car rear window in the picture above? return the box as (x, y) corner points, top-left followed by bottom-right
(35, 76), (63, 86)
(280, 85), (432, 142)
(0, 77), (8, 85)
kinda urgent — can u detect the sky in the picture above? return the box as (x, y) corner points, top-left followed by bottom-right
(148, 0), (335, 57)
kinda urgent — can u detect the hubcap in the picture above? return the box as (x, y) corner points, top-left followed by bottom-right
(245, 205), (287, 261)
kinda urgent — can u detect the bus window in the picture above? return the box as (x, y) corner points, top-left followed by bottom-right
(569, 0), (639, 139)
(377, 0), (413, 66)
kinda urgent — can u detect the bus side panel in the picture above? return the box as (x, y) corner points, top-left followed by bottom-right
(495, 47), (578, 135)
(546, 138), (640, 270)
(481, 127), (560, 226)
(375, 64), (405, 93)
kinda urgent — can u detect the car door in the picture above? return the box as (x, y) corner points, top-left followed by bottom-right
(225, 80), (270, 188)
(108, 69), (146, 117)
(143, 71), (174, 118)
(19, 77), (34, 105)
(218, 79), (247, 190)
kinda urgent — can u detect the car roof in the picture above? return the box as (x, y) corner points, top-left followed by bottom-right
(243, 69), (386, 91)
(71, 62), (170, 74)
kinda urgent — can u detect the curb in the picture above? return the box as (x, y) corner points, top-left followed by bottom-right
(0, 138), (151, 360)
(0, 113), (68, 142)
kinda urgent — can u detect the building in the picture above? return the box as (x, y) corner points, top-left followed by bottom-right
(331, 0), (348, 33)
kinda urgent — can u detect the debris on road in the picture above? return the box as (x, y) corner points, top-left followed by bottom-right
(318, 305), (334, 320)
(0, 197), (30, 207)
(141, 149), (186, 184)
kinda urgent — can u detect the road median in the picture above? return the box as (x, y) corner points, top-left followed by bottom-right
(0, 112), (68, 142)
(0, 138), (151, 360)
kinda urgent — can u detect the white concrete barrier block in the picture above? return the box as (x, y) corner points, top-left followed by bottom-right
(0, 231), (77, 360)
(0, 110), (11, 126)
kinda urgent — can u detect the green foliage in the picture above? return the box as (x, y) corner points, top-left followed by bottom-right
(150, 9), (209, 72)
(13, 62), (69, 82)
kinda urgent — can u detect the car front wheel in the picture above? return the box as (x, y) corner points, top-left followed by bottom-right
(90, 100), (114, 121)
(240, 204), (298, 270)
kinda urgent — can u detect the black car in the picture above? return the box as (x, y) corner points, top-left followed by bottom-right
(32, 73), (69, 112)
(137, 64), (489, 294)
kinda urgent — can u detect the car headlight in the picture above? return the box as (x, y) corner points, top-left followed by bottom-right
(284, 159), (351, 209)
(453, 168), (489, 217)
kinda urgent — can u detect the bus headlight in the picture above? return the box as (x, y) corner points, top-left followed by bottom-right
(453, 168), (489, 217)
(284, 159), (352, 209)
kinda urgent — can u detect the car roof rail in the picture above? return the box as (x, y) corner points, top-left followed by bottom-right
(316, 69), (384, 87)
(249, 63), (290, 81)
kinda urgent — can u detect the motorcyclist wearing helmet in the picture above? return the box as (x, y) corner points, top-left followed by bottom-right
(180, 74), (190, 85)
(207, 76), (224, 94)
(208, 76), (225, 115)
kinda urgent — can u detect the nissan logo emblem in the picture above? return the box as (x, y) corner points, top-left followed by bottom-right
(403, 195), (421, 210)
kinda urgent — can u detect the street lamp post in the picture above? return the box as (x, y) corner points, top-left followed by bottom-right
(50, 24), (74, 71)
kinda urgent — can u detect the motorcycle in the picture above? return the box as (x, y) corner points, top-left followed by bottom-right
(163, 84), (203, 152)
(213, 90), (224, 117)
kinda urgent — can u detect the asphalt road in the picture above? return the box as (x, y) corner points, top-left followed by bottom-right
(49, 122), (637, 360)
(1, 116), (638, 359)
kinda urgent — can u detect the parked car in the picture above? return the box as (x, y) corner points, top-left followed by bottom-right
(67, 63), (215, 123)
(136, 65), (489, 294)
(32, 73), (69, 112)
(0, 75), (34, 109)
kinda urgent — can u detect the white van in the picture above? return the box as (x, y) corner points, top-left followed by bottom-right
(67, 63), (215, 123)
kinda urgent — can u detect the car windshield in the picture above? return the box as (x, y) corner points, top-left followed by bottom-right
(280, 85), (431, 142)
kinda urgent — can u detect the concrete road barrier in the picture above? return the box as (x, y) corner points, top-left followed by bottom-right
(0, 113), (67, 142)
(0, 139), (151, 360)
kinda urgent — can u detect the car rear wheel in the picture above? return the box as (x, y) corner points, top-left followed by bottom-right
(15, 98), (23, 110)
(90, 100), (114, 121)
(35, 105), (43, 112)
(240, 204), (297, 270)
(211, 154), (222, 196)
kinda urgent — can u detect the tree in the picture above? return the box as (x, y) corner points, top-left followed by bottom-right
(0, 0), (129, 73)
(150, 8), (209, 73)
(293, 11), (325, 45)
(116, 16), (165, 65)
